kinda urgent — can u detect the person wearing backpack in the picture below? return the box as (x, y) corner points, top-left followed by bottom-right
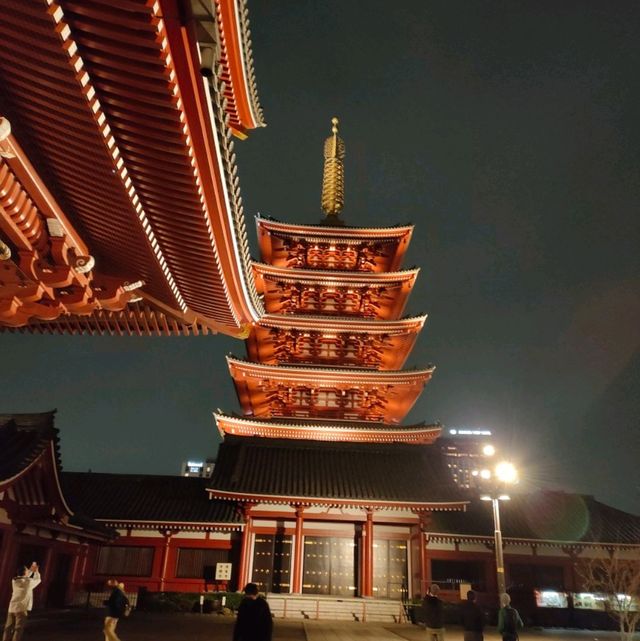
(103, 579), (130, 641)
(497, 593), (523, 641)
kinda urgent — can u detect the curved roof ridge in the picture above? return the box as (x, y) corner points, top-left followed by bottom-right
(226, 354), (435, 377)
(256, 213), (414, 234)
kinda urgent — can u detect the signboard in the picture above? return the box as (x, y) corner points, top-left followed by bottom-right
(459, 583), (472, 600)
(215, 562), (232, 581)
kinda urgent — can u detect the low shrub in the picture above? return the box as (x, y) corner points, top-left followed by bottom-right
(141, 591), (243, 613)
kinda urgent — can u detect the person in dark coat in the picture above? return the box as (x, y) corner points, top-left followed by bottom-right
(421, 584), (445, 641)
(103, 579), (129, 641)
(460, 590), (484, 641)
(233, 583), (272, 641)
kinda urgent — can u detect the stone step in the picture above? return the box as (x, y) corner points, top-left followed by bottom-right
(266, 594), (407, 623)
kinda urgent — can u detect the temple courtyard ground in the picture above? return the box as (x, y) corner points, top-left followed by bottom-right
(17, 610), (625, 641)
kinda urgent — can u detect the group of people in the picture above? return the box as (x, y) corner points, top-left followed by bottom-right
(1, 565), (130, 641)
(422, 583), (524, 641)
(2, 566), (521, 641)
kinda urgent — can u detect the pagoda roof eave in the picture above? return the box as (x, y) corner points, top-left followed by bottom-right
(207, 488), (467, 512)
(227, 356), (435, 383)
(252, 262), (420, 285)
(213, 412), (442, 443)
(257, 313), (427, 334)
(255, 214), (414, 238)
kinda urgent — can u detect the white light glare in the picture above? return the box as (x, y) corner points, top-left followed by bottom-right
(480, 495), (492, 501)
(480, 469), (492, 480)
(482, 444), (496, 456)
(495, 461), (518, 484)
(498, 494), (511, 501)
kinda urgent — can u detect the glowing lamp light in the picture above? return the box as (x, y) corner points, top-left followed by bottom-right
(480, 469), (492, 480)
(480, 495), (492, 501)
(495, 461), (518, 484)
(498, 494), (511, 501)
(482, 444), (496, 456)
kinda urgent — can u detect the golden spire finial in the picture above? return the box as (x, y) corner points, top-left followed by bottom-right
(321, 116), (345, 217)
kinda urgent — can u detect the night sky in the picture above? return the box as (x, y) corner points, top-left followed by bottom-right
(1, 1), (638, 513)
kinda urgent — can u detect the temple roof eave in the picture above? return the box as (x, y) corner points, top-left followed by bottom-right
(0, 0), (264, 336)
(213, 0), (265, 132)
(207, 488), (467, 512)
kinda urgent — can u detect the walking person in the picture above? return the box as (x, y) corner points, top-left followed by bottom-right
(460, 590), (484, 641)
(497, 593), (523, 641)
(2, 562), (41, 641)
(421, 583), (445, 641)
(233, 583), (272, 641)
(103, 579), (129, 641)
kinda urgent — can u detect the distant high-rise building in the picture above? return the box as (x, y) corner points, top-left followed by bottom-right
(181, 458), (215, 478)
(439, 429), (494, 489)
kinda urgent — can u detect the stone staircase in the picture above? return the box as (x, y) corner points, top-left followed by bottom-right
(266, 594), (407, 623)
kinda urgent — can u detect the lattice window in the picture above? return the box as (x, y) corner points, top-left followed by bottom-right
(175, 548), (230, 579)
(96, 546), (154, 577)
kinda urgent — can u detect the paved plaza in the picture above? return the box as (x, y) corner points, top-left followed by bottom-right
(15, 610), (624, 641)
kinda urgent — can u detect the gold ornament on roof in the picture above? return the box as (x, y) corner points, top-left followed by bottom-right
(321, 117), (345, 217)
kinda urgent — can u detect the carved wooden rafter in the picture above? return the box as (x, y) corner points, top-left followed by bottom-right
(260, 381), (392, 421)
(272, 282), (391, 317)
(267, 326), (392, 368)
(0, 146), (139, 327)
(281, 237), (388, 272)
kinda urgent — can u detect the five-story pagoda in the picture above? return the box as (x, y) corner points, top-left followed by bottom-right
(209, 119), (465, 599)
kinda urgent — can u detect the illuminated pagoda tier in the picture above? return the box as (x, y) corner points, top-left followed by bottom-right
(255, 216), (414, 272)
(0, 0), (265, 337)
(210, 120), (467, 599)
(227, 357), (433, 423)
(253, 263), (418, 318)
(246, 313), (427, 369)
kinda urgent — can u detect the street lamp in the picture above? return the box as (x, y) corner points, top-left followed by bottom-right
(479, 462), (518, 597)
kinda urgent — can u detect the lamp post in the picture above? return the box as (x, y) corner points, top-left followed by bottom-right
(479, 461), (518, 598)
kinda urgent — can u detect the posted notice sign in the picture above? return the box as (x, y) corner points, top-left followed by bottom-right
(215, 562), (232, 581)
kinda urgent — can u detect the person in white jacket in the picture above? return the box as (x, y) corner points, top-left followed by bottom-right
(2, 563), (41, 641)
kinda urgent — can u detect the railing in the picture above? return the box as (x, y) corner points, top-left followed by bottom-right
(69, 590), (138, 609)
(266, 594), (407, 623)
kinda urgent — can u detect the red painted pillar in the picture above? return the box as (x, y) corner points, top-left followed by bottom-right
(0, 528), (17, 607)
(362, 509), (374, 597)
(68, 543), (85, 604)
(159, 532), (172, 591)
(291, 506), (304, 593)
(419, 511), (432, 596)
(238, 508), (253, 589)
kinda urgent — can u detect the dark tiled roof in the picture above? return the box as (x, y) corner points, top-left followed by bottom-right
(0, 411), (58, 482)
(61, 472), (242, 526)
(210, 436), (462, 505)
(430, 492), (640, 545)
(68, 513), (117, 539)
